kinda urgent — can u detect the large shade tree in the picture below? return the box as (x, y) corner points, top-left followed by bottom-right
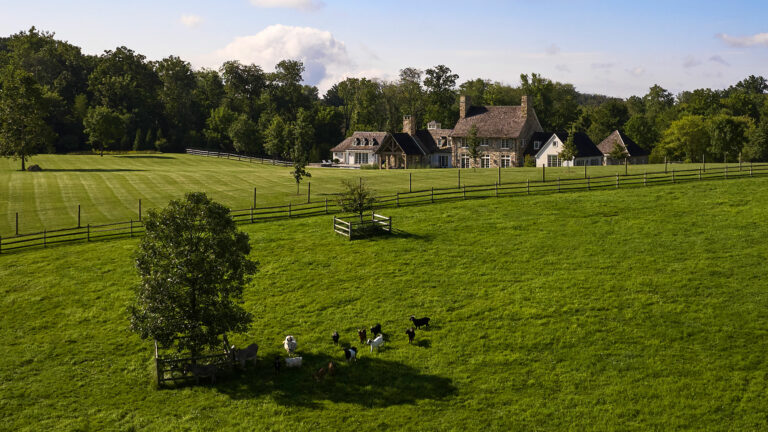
(129, 192), (257, 355)
(0, 66), (55, 170)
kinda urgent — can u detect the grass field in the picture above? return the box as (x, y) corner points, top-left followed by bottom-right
(0, 153), (730, 236)
(2, 175), (767, 430)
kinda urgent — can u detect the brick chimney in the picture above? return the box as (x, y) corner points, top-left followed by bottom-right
(460, 95), (471, 119)
(521, 95), (529, 119)
(403, 115), (416, 135)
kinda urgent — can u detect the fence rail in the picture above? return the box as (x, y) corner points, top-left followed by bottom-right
(186, 148), (292, 166)
(2, 163), (767, 254)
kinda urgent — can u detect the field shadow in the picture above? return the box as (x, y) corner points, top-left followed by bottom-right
(42, 168), (145, 172)
(415, 339), (431, 348)
(213, 353), (456, 409)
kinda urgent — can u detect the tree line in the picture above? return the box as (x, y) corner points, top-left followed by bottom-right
(1, 27), (767, 171)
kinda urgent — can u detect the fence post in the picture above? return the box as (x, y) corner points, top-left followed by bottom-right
(699, 168), (702, 181)
(672, 168), (675, 183)
(584, 164), (587, 179)
(664, 157), (668, 173)
(542, 164), (545, 183)
(526, 179), (530, 194)
(139, 199), (142, 222)
(0, 235), (2, 254)
(750, 162), (753, 177)
(587, 176), (590, 190)
(253, 188), (257, 208)
(702, 154), (706, 172)
(739, 152), (742, 171)
(307, 182), (311, 204)
(87, 224), (90, 242)
(325, 198), (328, 214)
(396, 192), (400, 207)
(458, 169), (461, 189)
(431, 187), (435, 203)
(558, 177), (561, 192)
(130, 219), (133, 237)
(495, 182), (498, 197)
(724, 164), (727, 179)
(78, 205), (81, 228)
(616, 173), (619, 188)
(15, 212), (18, 236)
(409, 172), (412, 193)
(498, 164), (501, 184)
(463, 185), (466, 200)
(644, 171), (647, 186)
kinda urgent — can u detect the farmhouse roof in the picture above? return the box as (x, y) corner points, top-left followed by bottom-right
(452, 106), (526, 138)
(391, 133), (427, 155)
(596, 130), (649, 157)
(330, 132), (388, 152)
(552, 131), (603, 157)
(416, 129), (453, 154)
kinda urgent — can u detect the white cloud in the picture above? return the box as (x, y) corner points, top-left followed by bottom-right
(555, 64), (570, 73)
(249, 0), (324, 11)
(627, 66), (645, 77)
(180, 14), (203, 28)
(709, 55), (730, 66)
(213, 25), (350, 89)
(683, 56), (701, 68)
(591, 62), (614, 70)
(716, 32), (768, 47)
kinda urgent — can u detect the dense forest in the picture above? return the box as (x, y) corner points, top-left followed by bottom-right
(1, 27), (767, 168)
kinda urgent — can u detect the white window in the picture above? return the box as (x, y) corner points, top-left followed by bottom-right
(481, 138), (489, 146)
(501, 155), (511, 168)
(459, 138), (467, 148)
(439, 155), (449, 168)
(533, 141), (541, 150)
(547, 154), (561, 167)
(575, 159), (585, 166)
(501, 139), (510, 149)
(591, 158), (600, 166)
(460, 155), (470, 168)
(354, 153), (369, 165)
(481, 155), (491, 168)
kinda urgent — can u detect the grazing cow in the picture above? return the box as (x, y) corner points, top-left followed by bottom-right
(283, 336), (297, 356)
(409, 315), (430, 329)
(273, 356), (281, 374)
(343, 347), (358, 363)
(366, 334), (385, 353)
(234, 343), (259, 368)
(370, 323), (382, 336)
(284, 357), (303, 368)
(327, 361), (337, 376)
(332, 331), (340, 345)
(185, 363), (218, 384)
(313, 367), (327, 381)
(405, 328), (416, 344)
(357, 328), (367, 344)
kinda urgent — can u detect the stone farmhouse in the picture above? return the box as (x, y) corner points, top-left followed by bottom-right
(526, 131), (603, 167)
(331, 96), (647, 168)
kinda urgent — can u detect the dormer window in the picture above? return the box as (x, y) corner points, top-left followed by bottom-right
(371, 138), (377, 145)
(354, 138), (360, 146)
(363, 138), (369, 146)
(534, 141), (541, 150)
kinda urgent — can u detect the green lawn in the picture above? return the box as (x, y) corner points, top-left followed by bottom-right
(0, 153), (731, 236)
(1, 176), (767, 430)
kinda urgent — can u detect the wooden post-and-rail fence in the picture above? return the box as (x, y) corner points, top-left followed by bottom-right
(2, 163), (768, 254)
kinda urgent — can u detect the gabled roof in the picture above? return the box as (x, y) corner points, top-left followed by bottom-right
(551, 131), (602, 157)
(330, 132), (387, 152)
(597, 130), (649, 157)
(416, 129), (452, 154)
(525, 131), (555, 156)
(391, 133), (427, 155)
(452, 106), (526, 138)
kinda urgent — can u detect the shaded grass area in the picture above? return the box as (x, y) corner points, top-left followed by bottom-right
(1, 178), (768, 430)
(0, 153), (729, 235)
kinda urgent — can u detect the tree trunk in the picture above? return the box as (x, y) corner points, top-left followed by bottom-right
(21, 157), (26, 171)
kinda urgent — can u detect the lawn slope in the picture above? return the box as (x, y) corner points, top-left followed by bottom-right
(1, 178), (767, 430)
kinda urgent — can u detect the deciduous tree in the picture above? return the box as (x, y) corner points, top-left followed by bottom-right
(129, 192), (257, 355)
(83, 105), (124, 156)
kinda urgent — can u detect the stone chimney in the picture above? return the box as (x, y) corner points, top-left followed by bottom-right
(521, 95), (529, 119)
(460, 95), (471, 119)
(403, 115), (416, 135)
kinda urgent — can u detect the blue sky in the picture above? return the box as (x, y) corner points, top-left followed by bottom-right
(2, 0), (767, 97)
